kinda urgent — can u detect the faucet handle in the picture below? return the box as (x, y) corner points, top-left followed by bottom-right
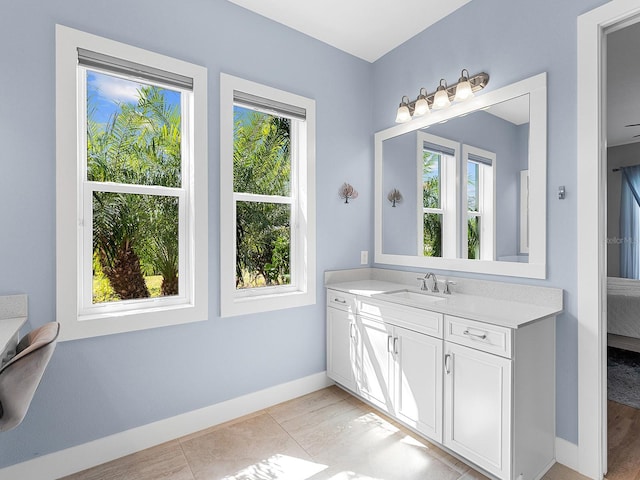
(443, 280), (456, 295)
(416, 276), (428, 290)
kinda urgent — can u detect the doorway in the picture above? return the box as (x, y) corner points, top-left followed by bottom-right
(577, 2), (640, 479)
(605, 19), (640, 480)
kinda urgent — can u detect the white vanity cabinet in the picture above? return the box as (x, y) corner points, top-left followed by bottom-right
(328, 293), (444, 443)
(443, 321), (512, 479)
(326, 284), (557, 480)
(442, 314), (555, 480)
(326, 289), (358, 392)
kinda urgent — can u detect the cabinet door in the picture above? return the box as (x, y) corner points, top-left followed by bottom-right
(394, 326), (443, 443)
(444, 342), (512, 480)
(327, 306), (357, 391)
(358, 314), (394, 412)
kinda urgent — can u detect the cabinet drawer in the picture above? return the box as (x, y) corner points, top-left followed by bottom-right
(359, 299), (442, 338)
(327, 289), (357, 312)
(444, 316), (512, 358)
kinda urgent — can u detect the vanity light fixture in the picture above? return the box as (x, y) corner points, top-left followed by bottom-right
(453, 69), (474, 102)
(413, 88), (430, 117)
(395, 96), (412, 123)
(433, 79), (451, 109)
(394, 70), (489, 123)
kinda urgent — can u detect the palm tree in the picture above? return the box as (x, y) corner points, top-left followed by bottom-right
(88, 86), (181, 300)
(233, 110), (292, 288)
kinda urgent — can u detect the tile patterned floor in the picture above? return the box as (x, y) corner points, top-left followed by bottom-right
(61, 386), (590, 480)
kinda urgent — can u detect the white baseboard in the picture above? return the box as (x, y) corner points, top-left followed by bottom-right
(0, 372), (332, 480)
(555, 436), (579, 472)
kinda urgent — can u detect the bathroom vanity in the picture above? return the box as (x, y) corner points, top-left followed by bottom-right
(325, 269), (562, 480)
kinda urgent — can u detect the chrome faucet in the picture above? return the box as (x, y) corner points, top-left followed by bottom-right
(418, 272), (439, 292)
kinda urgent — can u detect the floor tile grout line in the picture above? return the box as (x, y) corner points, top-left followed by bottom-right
(176, 440), (197, 480)
(264, 408), (318, 463)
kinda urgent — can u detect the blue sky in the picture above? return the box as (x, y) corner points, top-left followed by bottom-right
(87, 70), (181, 124)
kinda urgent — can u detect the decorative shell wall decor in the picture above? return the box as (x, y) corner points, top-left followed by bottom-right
(387, 188), (403, 207)
(338, 182), (358, 204)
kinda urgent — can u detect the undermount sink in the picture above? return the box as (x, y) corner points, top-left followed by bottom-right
(381, 289), (446, 304)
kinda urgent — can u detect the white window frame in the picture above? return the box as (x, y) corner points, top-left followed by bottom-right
(56, 25), (208, 341)
(220, 73), (316, 317)
(416, 132), (458, 258)
(461, 144), (496, 261)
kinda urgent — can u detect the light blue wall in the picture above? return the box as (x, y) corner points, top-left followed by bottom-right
(372, 0), (608, 443)
(382, 132), (418, 255)
(0, 0), (372, 467)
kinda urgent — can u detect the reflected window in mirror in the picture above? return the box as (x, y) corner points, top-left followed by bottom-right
(462, 145), (496, 260)
(417, 133), (458, 258)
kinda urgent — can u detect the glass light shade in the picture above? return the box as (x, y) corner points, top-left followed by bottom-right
(433, 88), (451, 109)
(414, 97), (430, 116)
(395, 104), (411, 123)
(454, 79), (473, 102)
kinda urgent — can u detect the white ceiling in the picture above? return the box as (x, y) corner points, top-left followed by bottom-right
(607, 21), (640, 147)
(227, 0), (472, 63)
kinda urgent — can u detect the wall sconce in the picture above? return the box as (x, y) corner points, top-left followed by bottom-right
(338, 182), (358, 204)
(387, 189), (403, 207)
(394, 70), (489, 123)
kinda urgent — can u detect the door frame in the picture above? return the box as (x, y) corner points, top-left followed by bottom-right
(577, 1), (640, 478)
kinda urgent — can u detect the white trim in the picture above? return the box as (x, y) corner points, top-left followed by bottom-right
(555, 437), (579, 472)
(220, 73), (316, 317)
(374, 73), (547, 279)
(577, 2), (640, 479)
(0, 372), (332, 480)
(55, 25), (208, 340)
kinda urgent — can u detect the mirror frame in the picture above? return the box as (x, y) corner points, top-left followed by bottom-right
(374, 72), (547, 278)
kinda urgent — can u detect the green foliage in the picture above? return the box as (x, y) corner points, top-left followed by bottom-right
(422, 151), (442, 257)
(468, 216), (480, 259)
(88, 84), (181, 302)
(233, 110), (292, 288)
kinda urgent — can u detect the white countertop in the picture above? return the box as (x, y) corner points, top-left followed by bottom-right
(0, 294), (28, 366)
(0, 316), (27, 355)
(326, 279), (563, 329)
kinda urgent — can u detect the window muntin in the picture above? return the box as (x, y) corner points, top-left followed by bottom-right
(233, 106), (297, 293)
(80, 66), (190, 314)
(56, 25), (208, 340)
(422, 150), (443, 257)
(462, 145), (496, 261)
(220, 73), (316, 317)
(416, 132), (458, 259)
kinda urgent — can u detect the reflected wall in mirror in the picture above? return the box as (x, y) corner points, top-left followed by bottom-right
(375, 73), (547, 279)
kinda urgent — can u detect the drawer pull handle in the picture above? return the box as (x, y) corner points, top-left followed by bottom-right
(444, 354), (451, 374)
(463, 329), (487, 340)
(333, 298), (347, 304)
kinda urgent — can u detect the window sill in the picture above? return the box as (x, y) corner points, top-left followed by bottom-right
(59, 302), (208, 342)
(220, 289), (316, 318)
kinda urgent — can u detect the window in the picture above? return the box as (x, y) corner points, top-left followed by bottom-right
(56, 25), (208, 340)
(220, 74), (316, 317)
(462, 144), (495, 260)
(416, 132), (457, 258)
